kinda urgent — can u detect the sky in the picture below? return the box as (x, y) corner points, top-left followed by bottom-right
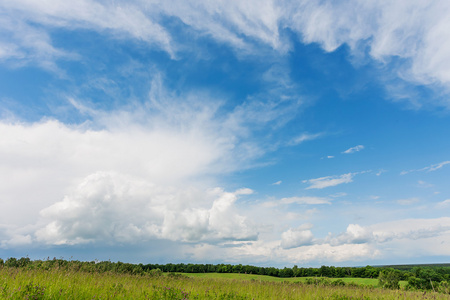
(1, 0), (450, 268)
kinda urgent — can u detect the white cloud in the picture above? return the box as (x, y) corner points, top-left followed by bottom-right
(203, 217), (450, 264)
(425, 161), (450, 172)
(370, 218), (450, 243)
(234, 188), (254, 195)
(281, 196), (331, 205)
(35, 172), (256, 245)
(0, 0), (174, 62)
(323, 218), (450, 246)
(303, 173), (354, 189)
(342, 145), (364, 154)
(330, 224), (374, 246)
(3, 0), (450, 101)
(376, 169), (387, 176)
(288, 132), (322, 146)
(271, 180), (282, 185)
(401, 160), (450, 175)
(280, 243), (379, 263)
(190, 217), (450, 264)
(396, 198), (420, 205)
(0, 75), (303, 247)
(281, 225), (314, 249)
(417, 180), (433, 188)
(330, 192), (347, 198)
(263, 196), (331, 207)
(437, 199), (450, 208)
(287, 1), (450, 99)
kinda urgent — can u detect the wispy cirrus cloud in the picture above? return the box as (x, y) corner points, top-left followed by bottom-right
(288, 132), (322, 146)
(396, 198), (420, 206)
(263, 196), (331, 207)
(0, 0), (174, 70)
(3, 0), (450, 105)
(342, 145), (364, 154)
(401, 160), (450, 175)
(436, 199), (450, 208)
(303, 173), (354, 190)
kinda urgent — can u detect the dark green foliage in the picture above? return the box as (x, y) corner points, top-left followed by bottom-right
(149, 268), (163, 277)
(20, 282), (46, 300)
(5, 257), (19, 268)
(378, 270), (400, 289)
(406, 267), (448, 291)
(331, 279), (346, 286)
(278, 267), (293, 278)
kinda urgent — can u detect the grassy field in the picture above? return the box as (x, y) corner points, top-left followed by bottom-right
(185, 273), (376, 285)
(184, 272), (411, 288)
(0, 267), (448, 299)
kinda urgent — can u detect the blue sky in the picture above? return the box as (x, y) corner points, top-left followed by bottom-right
(1, 0), (450, 267)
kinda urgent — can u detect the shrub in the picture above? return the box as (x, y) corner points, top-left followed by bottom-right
(331, 279), (346, 286)
(5, 257), (18, 268)
(149, 268), (163, 277)
(378, 270), (400, 289)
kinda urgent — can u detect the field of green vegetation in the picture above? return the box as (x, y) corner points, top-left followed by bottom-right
(1, 258), (450, 299)
(2, 267), (449, 299)
(185, 272), (380, 286)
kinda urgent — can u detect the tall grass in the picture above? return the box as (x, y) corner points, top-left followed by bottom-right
(1, 267), (450, 299)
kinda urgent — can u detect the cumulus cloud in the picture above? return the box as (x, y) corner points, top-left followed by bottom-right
(281, 224), (314, 249)
(279, 243), (380, 263)
(303, 173), (354, 189)
(247, 218), (450, 263)
(342, 145), (364, 154)
(328, 224), (374, 246)
(0, 225), (33, 249)
(0, 74), (303, 248)
(323, 218), (450, 246)
(370, 218), (450, 243)
(35, 172), (256, 245)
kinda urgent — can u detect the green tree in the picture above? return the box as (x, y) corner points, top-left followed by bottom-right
(379, 270), (400, 289)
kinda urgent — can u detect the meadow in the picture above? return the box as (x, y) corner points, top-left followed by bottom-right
(1, 266), (450, 299)
(184, 272), (382, 286)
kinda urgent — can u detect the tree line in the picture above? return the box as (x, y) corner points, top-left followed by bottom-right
(0, 257), (381, 278)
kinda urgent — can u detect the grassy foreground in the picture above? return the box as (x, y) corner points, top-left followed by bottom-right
(1, 267), (449, 299)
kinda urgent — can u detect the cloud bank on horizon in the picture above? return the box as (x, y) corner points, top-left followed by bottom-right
(1, 0), (450, 267)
